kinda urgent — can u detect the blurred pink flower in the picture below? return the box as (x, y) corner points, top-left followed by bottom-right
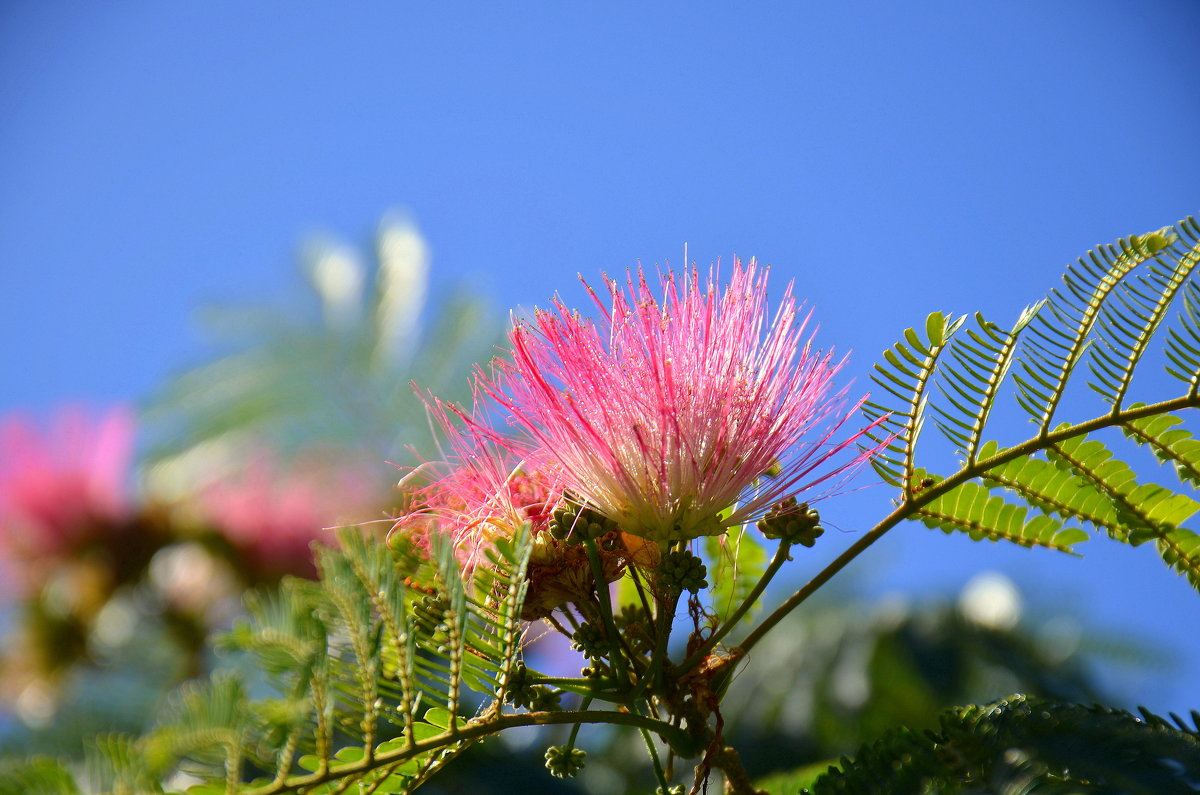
(467, 260), (883, 543)
(195, 450), (380, 580)
(0, 406), (135, 564)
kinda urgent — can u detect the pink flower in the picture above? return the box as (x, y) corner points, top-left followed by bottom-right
(391, 397), (561, 566)
(468, 260), (882, 544)
(0, 406), (134, 562)
(391, 403), (653, 619)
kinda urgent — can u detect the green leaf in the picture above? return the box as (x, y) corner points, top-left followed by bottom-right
(423, 708), (456, 730)
(0, 757), (83, 795)
(925, 311), (946, 347)
(755, 758), (838, 794)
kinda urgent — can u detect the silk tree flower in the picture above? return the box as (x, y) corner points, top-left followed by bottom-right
(0, 407), (135, 594)
(390, 397), (559, 568)
(470, 260), (883, 544)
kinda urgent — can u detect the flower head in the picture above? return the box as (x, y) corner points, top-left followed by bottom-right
(471, 260), (881, 543)
(0, 407), (134, 562)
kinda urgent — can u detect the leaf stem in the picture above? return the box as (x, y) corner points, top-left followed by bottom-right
(641, 725), (670, 792)
(566, 696), (593, 748)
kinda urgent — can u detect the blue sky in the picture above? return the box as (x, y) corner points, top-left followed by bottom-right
(3, 2), (1199, 713)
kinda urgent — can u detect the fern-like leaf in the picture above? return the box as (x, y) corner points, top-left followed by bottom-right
(976, 440), (1120, 531)
(1122, 409), (1200, 487)
(1162, 218), (1200, 393)
(1042, 433), (1200, 587)
(1014, 231), (1166, 432)
(862, 311), (964, 490)
(1089, 228), (1197, 409)
(933, 306), (1038, 465)
(89, 525), (539, 795)
(857, 217), (1200, 594)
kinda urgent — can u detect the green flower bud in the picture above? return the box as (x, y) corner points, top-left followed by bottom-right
(580, 661), (610, 679)
(658, 549), (708, 595)
(570, 622), (608, 659)
(757, 498), (824, 547)
(504, 663), (560, 711)
(544, 745), (587, 778)
(549, 498), (619, 543)
(503, 663), (533, 708)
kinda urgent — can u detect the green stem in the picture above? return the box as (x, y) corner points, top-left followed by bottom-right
(641, 725), (670, 792)
(678, 538), (792, 674)
(246, 709), (698, 795)
(527, 676), (621, 699)
(546, 612), (574, 638)
(566, 696), (593, 748)
(583, 538), (632, 687)
(561, 607), (582, 630)
(627, 592), (677, 702)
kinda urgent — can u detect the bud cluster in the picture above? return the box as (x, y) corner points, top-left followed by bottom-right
(756, 497), (824, 547)
(658, 549), (708, 596)
(504, 663), (562, 711)
(544, 745), (587, 778)
(570, 622), (608, 659)
(549, 498), (620, 543)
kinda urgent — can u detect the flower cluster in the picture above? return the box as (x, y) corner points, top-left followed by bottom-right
(394, 259), (881, 616)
